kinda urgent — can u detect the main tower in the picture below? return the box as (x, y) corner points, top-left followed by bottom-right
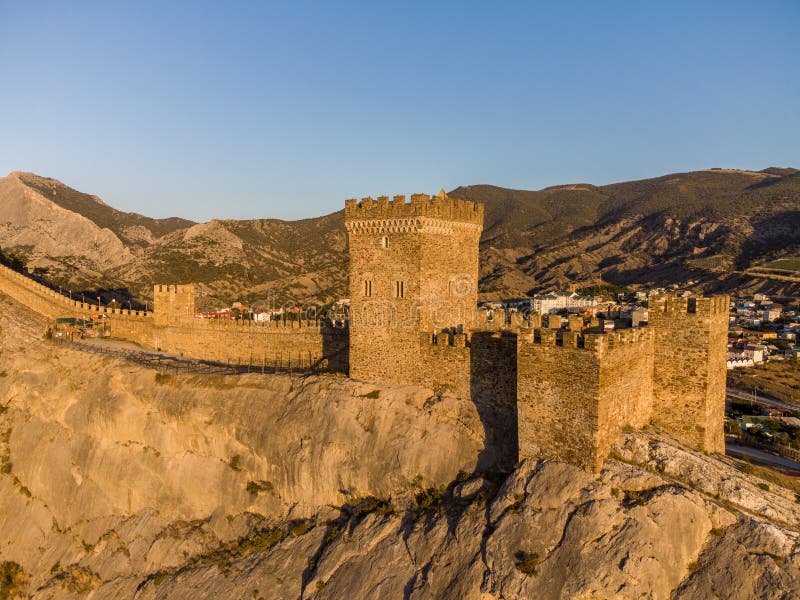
(344, 191), (484, 383)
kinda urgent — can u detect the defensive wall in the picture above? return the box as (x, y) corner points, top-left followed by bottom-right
(649, 295), (729, 453)
(344, 191), (729, 473)
(0, 262), (154, 345)
(517, 326), (655, 471)
(0, 264), (347, 372)
(1, 191), (731, 474)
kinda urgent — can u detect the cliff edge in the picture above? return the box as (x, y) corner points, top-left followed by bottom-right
(1, 291), (799, 599)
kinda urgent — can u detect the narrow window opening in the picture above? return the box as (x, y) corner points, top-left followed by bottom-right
(395, 281), (404, 298)
(381, 236), (389, 249)
(364, 280), (372, 297)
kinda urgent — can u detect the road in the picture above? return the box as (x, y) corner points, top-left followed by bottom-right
(726, 387), (799, 413)
(726, 441), (800, 475)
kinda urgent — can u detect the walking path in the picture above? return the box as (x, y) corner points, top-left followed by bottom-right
(51, 337), (325, 376)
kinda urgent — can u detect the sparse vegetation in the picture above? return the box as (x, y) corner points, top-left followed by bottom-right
(288, 519), (313, 537)
(766, 258), (800, 271)
(514, 551), (541, 576)
(324, 523), (342, 544)
(228, 455), (243, 471)
(736, 461), (800, 495)
(343, 496), (394, 522)
(236, 528), (286, 557)
(154, 372), (176, 386)
(0, 561), (29, 599)
(728, 361), (800, 406)
(246, 480), (274, 495)
(50, 564), (101, 593)
(408, 487), (445, 521)
(359, 389), (380, 399)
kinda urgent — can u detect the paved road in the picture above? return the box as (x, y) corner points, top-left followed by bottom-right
(726, 441), (800, 475)
(727, 387), (799, 413)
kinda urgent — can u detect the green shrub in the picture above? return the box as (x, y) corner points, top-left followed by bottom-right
(0, 370), (7, 378)
(757, 482), (770, 492)
(359, 390), (380, 399)
(228, 455), (243, 471)
(416, 487), (444, 511)
(455, 470), (471, 483)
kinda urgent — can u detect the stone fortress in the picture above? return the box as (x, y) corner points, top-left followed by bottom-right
(0, 191), (729, 472)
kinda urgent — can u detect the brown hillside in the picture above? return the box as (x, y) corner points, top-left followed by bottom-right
(1, 168), (798, 306)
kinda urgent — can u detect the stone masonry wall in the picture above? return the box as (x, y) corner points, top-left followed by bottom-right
(0, 264), (347, 371)
(649, 295), (729, 453)
(595, 329), (655, 467)
(345, 193), (483, 387)
(517, 327), (655, 471)
(0, 263), (154, 345)
(154, 318), (348, 372)
(517, 328), (602, 470)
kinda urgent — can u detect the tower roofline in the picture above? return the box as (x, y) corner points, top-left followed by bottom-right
(344, 193), (484, 227)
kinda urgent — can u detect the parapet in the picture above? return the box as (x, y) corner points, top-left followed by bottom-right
(649, 294), (729, 317)
(520, 327), (653, 352)
(344, 192), (484, 227)
(154, 284), (195, 294)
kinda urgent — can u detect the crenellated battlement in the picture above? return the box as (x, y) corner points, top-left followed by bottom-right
(519, 326), (653, 352)
(154, 284), (195, 295)
(0, 262), (152, 319)
(344, 192), (484, 227)
(649, 294), (729, 317)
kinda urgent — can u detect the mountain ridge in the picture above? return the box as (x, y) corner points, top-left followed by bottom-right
(1, 167), (798, 306)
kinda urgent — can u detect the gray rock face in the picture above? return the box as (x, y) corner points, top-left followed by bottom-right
(2, 292), (800, 598)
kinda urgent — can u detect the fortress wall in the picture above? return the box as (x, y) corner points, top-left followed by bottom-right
(649, 295), (729, 453)
(0, 263), (154, 344)
(518, 328), (655, 472)
(595, 329), (655, 467)
(420, 332), (471, 396)
(154, 318), (349, 371)
(517, 328), (601, 470)
(0, 265), (347, 371)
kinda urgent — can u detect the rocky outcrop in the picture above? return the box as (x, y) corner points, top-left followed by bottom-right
(2, 291), (800, 598)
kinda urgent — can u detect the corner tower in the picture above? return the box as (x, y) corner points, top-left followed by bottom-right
(344, 191), (484, 383)
(648, 295), (729, 453)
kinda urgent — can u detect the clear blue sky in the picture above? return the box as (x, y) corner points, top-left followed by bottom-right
(1, 1), (797, 221)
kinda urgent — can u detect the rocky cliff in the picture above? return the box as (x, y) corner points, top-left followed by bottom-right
(1, 291), (799, 599)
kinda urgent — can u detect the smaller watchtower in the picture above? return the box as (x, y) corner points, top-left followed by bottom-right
(153, 284), (196, 326)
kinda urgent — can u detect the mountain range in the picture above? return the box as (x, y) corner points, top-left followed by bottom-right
(0, 168), (798, 308)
